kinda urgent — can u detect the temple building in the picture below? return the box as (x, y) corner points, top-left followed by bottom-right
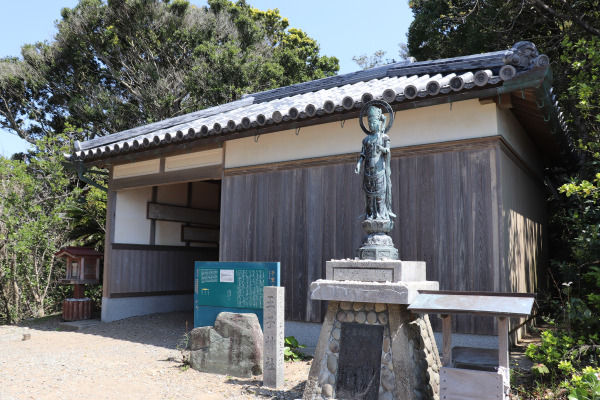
(68, 41), (578, 344)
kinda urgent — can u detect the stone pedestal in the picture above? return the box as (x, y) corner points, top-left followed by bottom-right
(303, 260), (441, 400)
(358, 219), (398, 260)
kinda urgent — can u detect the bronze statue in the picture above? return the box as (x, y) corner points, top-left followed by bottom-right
(355, 105), (395, 222)
(355, 100), (398, 260)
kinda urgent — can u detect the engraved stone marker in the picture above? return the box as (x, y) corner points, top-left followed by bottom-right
(263, 286), (285, 388)
(336, 322), (384, 399)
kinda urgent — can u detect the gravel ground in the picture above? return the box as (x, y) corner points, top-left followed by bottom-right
(0, 312), (310, 400)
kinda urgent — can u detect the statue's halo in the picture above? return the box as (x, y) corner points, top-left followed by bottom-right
(359, 100), (394, 135)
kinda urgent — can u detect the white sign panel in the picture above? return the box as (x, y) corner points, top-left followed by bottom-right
(220, 269), (235, 283)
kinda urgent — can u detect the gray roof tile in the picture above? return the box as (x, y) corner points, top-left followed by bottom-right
(72, 41), (573, 164)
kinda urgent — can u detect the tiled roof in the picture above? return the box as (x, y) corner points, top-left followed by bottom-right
(71, 41), (576, 167)
(54, 247), (103, 258)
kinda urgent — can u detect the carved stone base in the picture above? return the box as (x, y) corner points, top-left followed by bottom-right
(362, 218), (393, 234)
(357, 233), (398, 260)
(357, 245), (398, 261)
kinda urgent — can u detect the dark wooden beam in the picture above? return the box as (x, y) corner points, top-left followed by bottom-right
(147, 202), (220, 226)
(111, 243), (218, 253)
(181, 226), (219, 243)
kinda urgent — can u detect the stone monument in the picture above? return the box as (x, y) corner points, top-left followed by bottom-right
(303, 100), (442, 400)
(189, 312), (263, 378)
(263, 286), (285, 388)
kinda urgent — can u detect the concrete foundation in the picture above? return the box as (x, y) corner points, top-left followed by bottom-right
(284, 320), (322, 355)
(101, 294), (193, 322)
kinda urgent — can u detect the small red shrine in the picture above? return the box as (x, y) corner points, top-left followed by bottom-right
(55, 247), (102, 321)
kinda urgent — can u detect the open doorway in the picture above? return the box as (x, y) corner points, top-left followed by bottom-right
(148, 180), (221, 256)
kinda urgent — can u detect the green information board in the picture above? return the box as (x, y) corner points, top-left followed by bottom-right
(194, 261), (280, 328)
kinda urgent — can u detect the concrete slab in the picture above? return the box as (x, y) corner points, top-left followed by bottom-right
(325, 260), (426, 282)
(309, 279), (439, 305)
(58, 319), (102, 331)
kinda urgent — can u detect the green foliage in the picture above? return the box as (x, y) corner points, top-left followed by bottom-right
(567, 367), (600, 400)
(284, 336), (309, 361)
(0, 136), (81, 323)
(532, 362), (550, 376)
(0, 0), (339, 144)
(406, 1), (600, 150)
(0, 134), (106, 324)
(176, 320), (191, 370)
(407, 0), (600, 386)
(526, 330), (568, 373)
(526, 328), (600, 385)
(0, 0), (338, 324)
(352, 50), (395, 70)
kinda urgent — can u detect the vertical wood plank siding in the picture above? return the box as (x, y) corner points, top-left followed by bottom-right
(107, 245), (217, 296)
(221, 165), (365, 323)
(500, 149), (547, 341)
(220, 141), (543, 335)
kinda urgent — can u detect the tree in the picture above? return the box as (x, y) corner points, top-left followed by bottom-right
(0, 136), (81, 323)
(0, 0), (339, 144)
(0, 0), (339, 323)
(352, 43), (412, 70)
(353, 50), (395, 69)
(406, 0), (599, 154)
(406, 3), (600, 392)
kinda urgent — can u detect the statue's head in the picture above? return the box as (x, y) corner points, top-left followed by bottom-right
(367, 106), (383, 133)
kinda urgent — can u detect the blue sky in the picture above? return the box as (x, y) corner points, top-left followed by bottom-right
(0, 0), (413, 156)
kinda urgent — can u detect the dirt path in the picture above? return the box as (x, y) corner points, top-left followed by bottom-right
(0, 312), (310, 400)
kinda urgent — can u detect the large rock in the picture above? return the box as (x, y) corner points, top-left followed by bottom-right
(190, 312), (263, 378)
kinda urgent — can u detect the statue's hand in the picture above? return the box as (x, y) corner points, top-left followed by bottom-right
(355, 165), (360, 174)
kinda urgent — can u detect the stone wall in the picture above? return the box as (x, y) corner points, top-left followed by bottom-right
(304, 301), (440, 400)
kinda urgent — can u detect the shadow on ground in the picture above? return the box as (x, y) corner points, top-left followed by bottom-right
(16, 311), (194, 350)
(225, 377), (306, 398)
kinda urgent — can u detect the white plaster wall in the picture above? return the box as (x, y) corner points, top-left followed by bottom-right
(155, 183), (188, 246)
(496, 107), (543, 177)
(165, 148), (222, 172)
(224, 99), (499, 168)
(113, 159), (160, 179)
(114, 187), (153, 244)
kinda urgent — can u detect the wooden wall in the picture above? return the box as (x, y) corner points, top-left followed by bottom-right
(499, 147), (547, 340)
(101, 136), (545, 335)
(105, 244), (217, 298)
(499, 149), (547, 294)
(220, 138), (525, 334)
